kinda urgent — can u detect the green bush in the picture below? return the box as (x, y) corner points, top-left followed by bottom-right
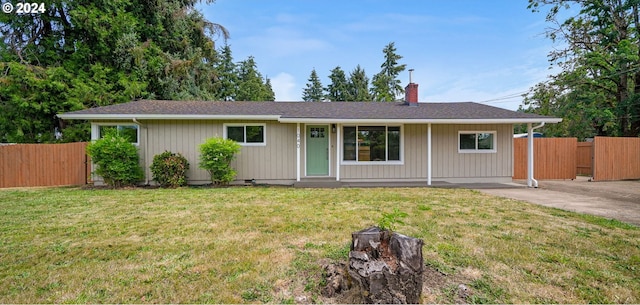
(150, 151), (190, 187)
(86, 130), (143, 187)
(198, 137), (241, 185)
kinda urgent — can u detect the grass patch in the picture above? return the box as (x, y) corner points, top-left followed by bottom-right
(0, 186), (638, 303)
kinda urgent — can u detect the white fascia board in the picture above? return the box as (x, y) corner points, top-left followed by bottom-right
(57, 114), (282, 121)
(277, 118), (563, 124)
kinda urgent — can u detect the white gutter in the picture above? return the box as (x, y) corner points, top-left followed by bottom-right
(278, 118), (563, 124)
(527, 122), (545, 188)
(57, 114), (282, 121)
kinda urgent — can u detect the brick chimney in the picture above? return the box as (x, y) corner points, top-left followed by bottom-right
(405, 69), (418, 106)
(405, 83), (418, 106)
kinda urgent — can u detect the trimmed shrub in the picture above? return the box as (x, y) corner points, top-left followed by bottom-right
(150, 151), (190, 188)
(86, 130), (143, 187)
(198, 137), (241, 185)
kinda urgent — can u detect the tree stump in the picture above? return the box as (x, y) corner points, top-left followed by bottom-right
(348, 227), (424, 304)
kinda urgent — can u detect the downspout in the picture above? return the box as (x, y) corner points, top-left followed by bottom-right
(527, 122), (545, 188)
(132, 118), (149, 185)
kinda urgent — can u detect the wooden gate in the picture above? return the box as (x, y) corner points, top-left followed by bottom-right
(0, 142), (90, 188)
(513, 138), (577, 180)
(592, 137), (640, 181)
(577, 142), (593, 176)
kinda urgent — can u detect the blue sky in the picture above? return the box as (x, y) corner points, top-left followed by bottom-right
(197, 0), (556, 110)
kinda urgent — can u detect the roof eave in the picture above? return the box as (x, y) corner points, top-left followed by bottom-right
(57, 113), (562, 124)
(56, 114), (282, 121)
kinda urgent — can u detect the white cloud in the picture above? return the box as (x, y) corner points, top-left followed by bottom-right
(271, 72), (298, 101)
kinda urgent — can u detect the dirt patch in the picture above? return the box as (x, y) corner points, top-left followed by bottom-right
(318, 262), (479, 304)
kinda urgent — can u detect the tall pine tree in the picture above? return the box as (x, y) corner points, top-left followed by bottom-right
(347, 65), (371, 101)
(263, 78), (276, 101)
(214, 44), (238, 101)
(371, 42), (406, 102)
(302, 68), (324, 102)
(235, 56), (274, 101)
(325, 66), (349, 101)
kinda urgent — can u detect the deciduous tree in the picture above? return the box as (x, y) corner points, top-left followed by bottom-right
(526, 0), (640, 137)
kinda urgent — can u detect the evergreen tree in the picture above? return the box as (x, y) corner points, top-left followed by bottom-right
(0, 0), (232, 142)
(325, 66), (349, 101)
(371, 42), (406, 102)
(302, 68), (324, 102)
(263, 78), (276, 101)
(370, 73), (393, 102)
(347, 65), (371, 101)
(236, 56), (272, 101)
(214, 45), (238, 101)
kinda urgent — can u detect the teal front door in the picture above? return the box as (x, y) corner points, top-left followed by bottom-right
(306, 125), (329, 176)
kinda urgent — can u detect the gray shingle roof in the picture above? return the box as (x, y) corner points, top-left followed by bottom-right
(58, 100), (560, 122)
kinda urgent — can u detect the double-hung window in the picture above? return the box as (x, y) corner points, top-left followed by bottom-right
(224, 124), (266, 146)
(459, 131), (496, 153)
(343, 126), (401, 162)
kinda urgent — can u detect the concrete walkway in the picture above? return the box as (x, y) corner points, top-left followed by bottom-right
(478, 177), (640, 226)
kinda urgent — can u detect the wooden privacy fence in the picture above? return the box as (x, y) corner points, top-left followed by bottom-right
(513, 138), (577, 180)
(0, 142), (90, 188)
(592, 136), (640, 181)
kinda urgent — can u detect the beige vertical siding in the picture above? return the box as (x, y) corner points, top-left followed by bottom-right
(231, 122), (297, 181)
(431, 124), (513, 181)
(92, 120), (513, 184)
(144, 120), (296, 184)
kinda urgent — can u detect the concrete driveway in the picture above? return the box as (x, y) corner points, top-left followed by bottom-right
(478, 177), (640, 226)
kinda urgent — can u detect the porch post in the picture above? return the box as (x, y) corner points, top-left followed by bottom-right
(427, 123), (432, 186)
(336, 123), (341, 181)
(296, 123), (301, 182)
(90, 124), (99, 141)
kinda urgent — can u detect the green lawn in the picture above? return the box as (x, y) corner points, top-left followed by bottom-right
(0, 186), (638, 303)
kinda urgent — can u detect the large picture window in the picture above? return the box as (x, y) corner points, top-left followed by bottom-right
(459, 131), (496, 153)
(224, 124), (266, 145)
(343, 126), (401, 162)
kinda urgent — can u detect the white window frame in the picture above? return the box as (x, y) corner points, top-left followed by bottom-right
(223, 123), (267, 146)
(91, 123), (140, 146)
(341, 125), (404, 165)
(458, 131), (497, 153)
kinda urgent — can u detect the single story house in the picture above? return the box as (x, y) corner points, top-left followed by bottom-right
(58, 83), (561, 186)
